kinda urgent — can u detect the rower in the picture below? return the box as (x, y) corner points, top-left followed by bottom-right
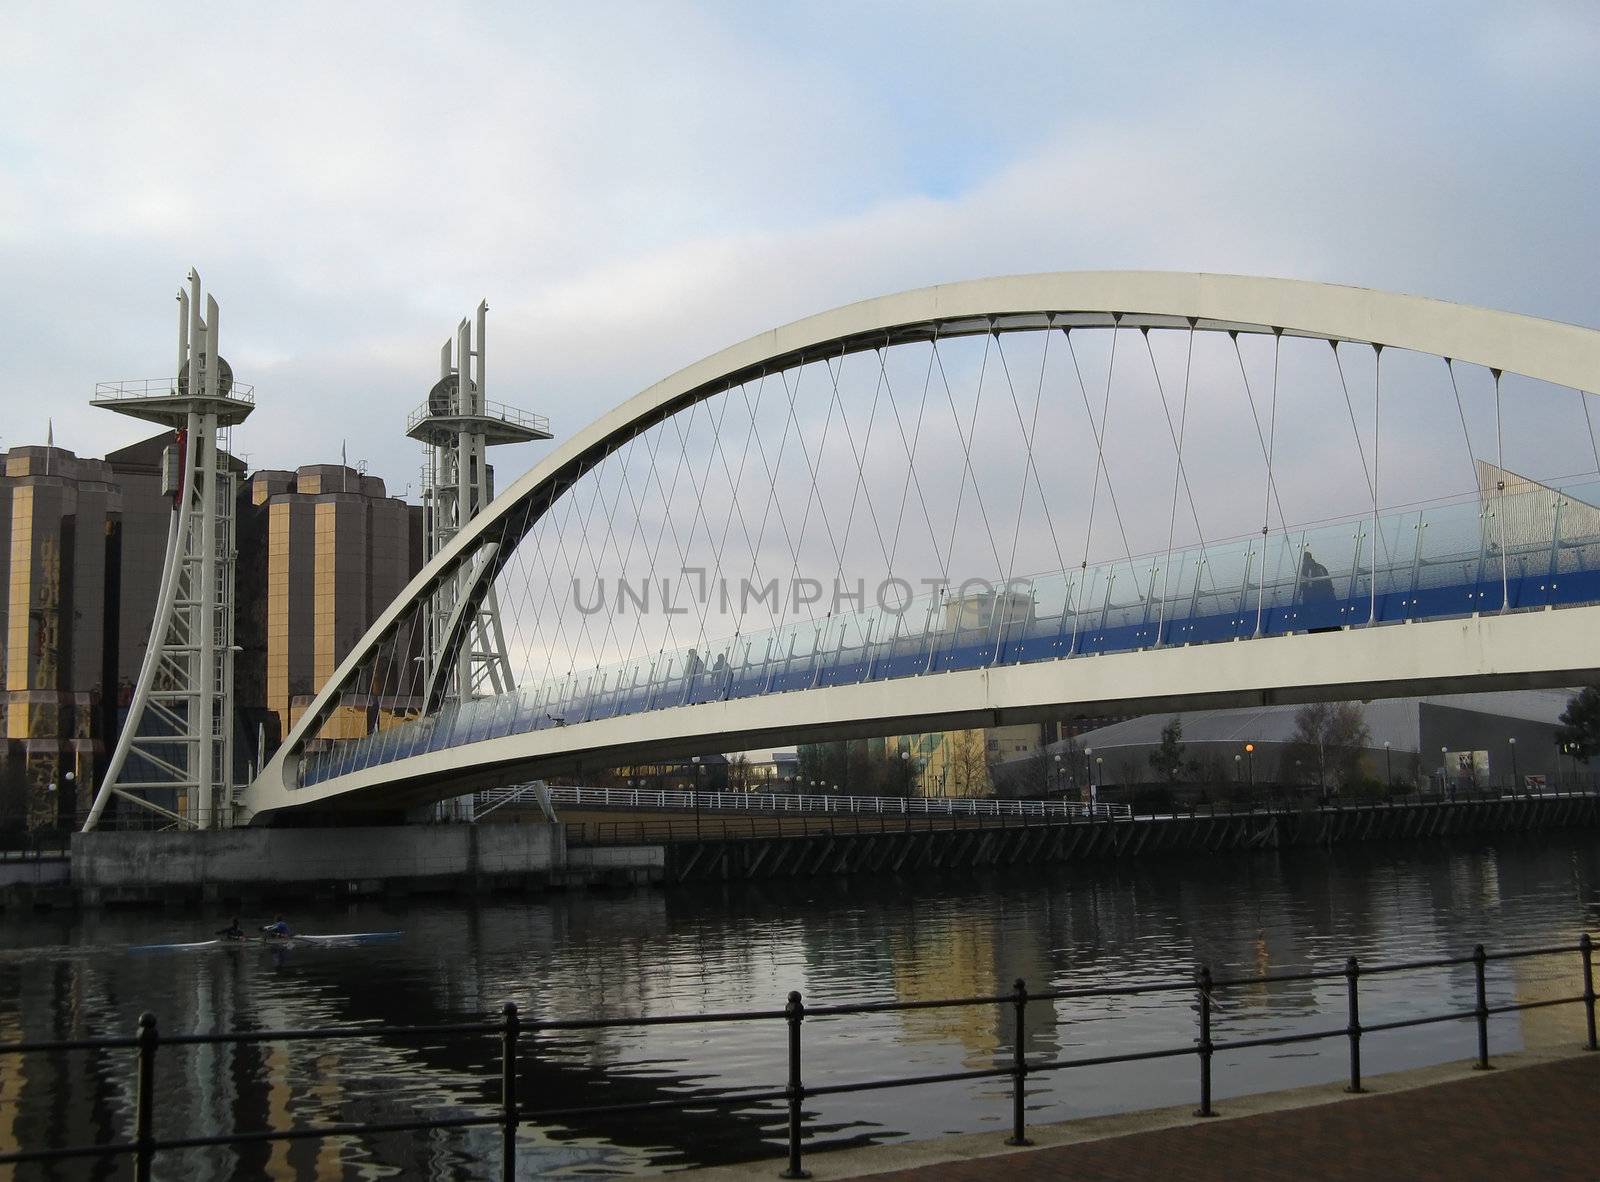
(261, 915), (294, 939)
(215, 917), (245, 941)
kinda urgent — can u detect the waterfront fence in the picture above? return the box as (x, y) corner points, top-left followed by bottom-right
(1, 937), (1595, 1179)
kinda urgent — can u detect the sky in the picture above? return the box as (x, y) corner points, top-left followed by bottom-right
(3, 0), (1599, 505)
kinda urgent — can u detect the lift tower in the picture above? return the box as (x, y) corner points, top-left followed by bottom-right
(84, 270), (253, 831)
(407, 302), (550, 710)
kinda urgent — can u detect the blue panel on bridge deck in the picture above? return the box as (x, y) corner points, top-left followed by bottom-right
(295, 492), (1600, 792)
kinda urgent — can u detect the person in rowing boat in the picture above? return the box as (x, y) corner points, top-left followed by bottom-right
(262, 915), (294, 939)
(215, 917), (245, 941)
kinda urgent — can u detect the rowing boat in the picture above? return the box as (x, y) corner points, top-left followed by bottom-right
(130, 931), (402, 952)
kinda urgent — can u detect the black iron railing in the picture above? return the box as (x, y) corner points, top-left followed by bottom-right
(1, 936), (1595, 1179)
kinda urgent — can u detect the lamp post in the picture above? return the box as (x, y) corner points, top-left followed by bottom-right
(1508, 736), (1518, 795)
(1053, 752), (1062, 797)
(690, 756), (703, 837)
(1441, 746), (1452, 800)
(1234, 753), (1242, 784)
(1383, 740), (1392, 788)
(1244, 743), (1255, 789)
(1093, 756), (1103, 807)
(900, 748), (911, 797)
(1083, 747), (1093, 801)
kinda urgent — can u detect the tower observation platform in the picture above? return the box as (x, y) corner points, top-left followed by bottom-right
(405, 390), (550, 448)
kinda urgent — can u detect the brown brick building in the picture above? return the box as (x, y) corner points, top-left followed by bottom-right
(0, 438), (423, 835)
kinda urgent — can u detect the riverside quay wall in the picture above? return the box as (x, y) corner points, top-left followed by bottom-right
(64, 823), (661, 906)
(649, 793), (1600, 883)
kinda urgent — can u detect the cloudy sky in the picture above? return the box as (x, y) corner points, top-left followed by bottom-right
(3, 1), (1598, 503)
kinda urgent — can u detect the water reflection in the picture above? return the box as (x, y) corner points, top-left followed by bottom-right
(1, 834), (1596, 1178)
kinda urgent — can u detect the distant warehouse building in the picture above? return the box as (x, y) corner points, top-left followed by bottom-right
(1014, 691), (1586, 794)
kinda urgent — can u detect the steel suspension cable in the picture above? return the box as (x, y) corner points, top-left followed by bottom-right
(1065, 324), (1141, 597)
(1153, 323), (1199, 641)
(995, 326), (1067, 593)
(1579, 389), (1600, 476)
(1371, 345), (1383, 624)
(1254, 330), (1282, 636)
(1230, 332), (1290, 536)
(932, 332), (1006, 584)
(1494, 367), (1508, 612)
(883, 339), (946, 579)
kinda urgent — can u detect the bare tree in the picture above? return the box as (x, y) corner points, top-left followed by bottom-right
(1287, 702), (1370, 790)
(946, 730), (991, 797)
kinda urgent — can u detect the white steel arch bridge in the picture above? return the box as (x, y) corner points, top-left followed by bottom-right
(245, 272), (1600, 821)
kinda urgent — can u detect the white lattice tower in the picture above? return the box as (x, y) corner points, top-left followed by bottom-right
(408, 302), (551, 708)
(84, 270), (253, 831)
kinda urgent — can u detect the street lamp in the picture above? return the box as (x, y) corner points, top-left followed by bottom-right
(1083, 747), (1093, 798)
(1383, 741), (1392, 788)
(1053, 752), (1062, 796)
(1508, 736), (1518, 795)
(690, 756), (703, 836)
(1244, 743), (1255, 789)
(1234, 753), (1242, 784)
(900, 748), (911, 797)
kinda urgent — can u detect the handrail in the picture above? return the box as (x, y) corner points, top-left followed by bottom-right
(93, 377), (256, 403)
(1, 935), (1593, 1175)
(537, 783), (1131, 820)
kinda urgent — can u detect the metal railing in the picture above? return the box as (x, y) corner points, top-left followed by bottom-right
(1, 936), (1593, 1178)
(542, 784), (1131, 820)
(93, 378), (256, 403)
(407, 398), (550, 436)
(0, 834), (71, 860)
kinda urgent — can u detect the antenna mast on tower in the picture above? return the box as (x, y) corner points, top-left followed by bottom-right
(83, 270), (253, 831)
(408, 302), (551, 709)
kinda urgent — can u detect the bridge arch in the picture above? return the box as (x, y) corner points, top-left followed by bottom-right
(249, 272), (1600, 818)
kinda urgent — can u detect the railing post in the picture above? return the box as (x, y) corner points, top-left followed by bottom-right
(1005, 977), (1032, 1146)
(781, 991), (810, 1179)
(134, 1012), (158, 1182)
(1580, 933), (1597, 1052)
(1194, 966), (1215, 1117)
(1343, 957), (1363, 1093)
(1472, 944), (1493, 1070)
(501, 1001), (520, 1182)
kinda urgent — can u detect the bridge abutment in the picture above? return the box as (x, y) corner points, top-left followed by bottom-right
(65, 823), (661, 907)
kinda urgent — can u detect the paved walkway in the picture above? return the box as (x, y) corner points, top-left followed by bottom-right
(859, 1053), (1599, 1181)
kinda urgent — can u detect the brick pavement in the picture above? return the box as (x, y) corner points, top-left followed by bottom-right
(857, 1054), (1599, 1181)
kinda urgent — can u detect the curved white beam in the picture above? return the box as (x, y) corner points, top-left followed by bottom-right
(248, 604), (1600, 817)
(251, 272), (1600, 812)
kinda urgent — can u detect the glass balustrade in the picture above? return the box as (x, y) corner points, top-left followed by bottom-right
(297, 479), (1600, 787)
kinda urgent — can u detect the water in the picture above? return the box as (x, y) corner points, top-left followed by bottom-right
(2, 834), (1597, 1179)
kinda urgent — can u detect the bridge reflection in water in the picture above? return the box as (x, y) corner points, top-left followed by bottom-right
(2, 836), (1597, 1177)
(303, 475), (1600, 788)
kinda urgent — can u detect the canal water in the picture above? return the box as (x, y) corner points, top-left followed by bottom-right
(3, 833), (1598, 1179)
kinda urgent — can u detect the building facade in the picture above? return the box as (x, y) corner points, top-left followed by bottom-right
(0, 445), (120, 830)
(236, 464), (423, 763)
(0, 438), (423, 835)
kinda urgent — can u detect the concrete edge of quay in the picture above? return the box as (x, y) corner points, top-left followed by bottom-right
(1, 824), (666, 910)
(677, 1045), (1597, 1180)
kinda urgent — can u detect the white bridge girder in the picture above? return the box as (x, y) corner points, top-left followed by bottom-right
(248, 604), (1600, 816)
(247, 271), (1600, 820)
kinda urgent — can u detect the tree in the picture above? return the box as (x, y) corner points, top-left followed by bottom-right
(1148, 716), (1186, 783)
(726, 753), (754, 793)
(1555, 686), (1600, 760)
(946, 730), (990, 797)
(1286, 702), (1370, 790)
